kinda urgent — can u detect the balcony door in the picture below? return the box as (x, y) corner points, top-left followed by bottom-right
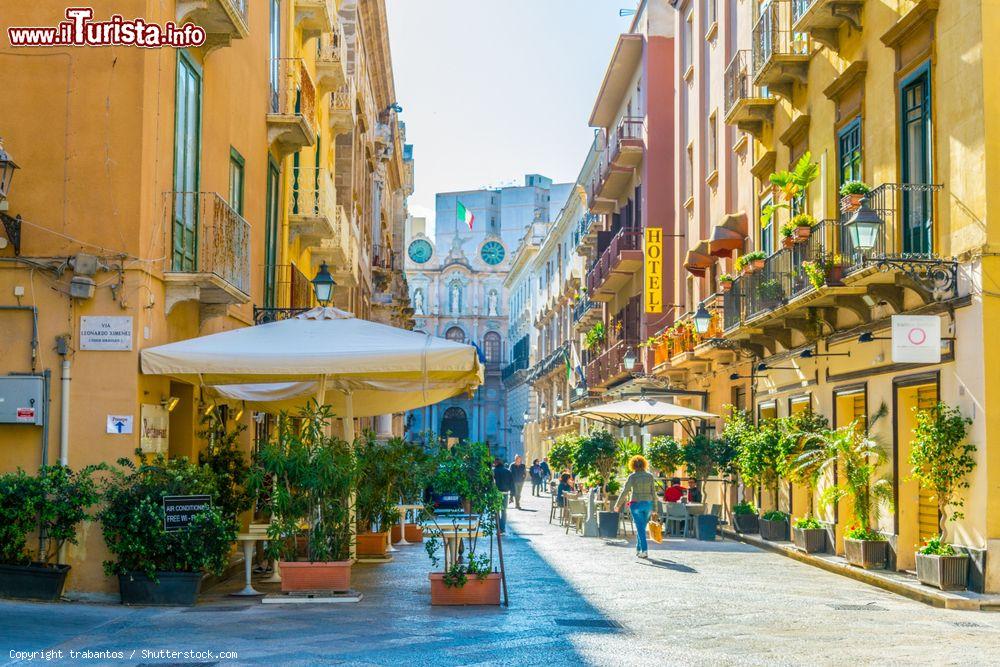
(900, 66), (934, 255)
(172, 52), (201, 272)
(264, 158), (281, 307)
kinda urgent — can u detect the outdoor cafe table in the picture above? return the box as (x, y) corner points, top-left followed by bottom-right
(395, 503), (424, 547)
(232, 533), (263, 596)
(426, 513), (482, 569)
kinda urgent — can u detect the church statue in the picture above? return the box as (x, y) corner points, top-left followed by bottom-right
(487, 290), (499, 317)
(413, 288), (424, 315)
(449, 282), (462, 314)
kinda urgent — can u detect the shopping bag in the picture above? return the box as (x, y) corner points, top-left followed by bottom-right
(648, 521), (663, 543)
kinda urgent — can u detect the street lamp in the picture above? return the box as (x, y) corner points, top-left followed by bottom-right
(522, 409), (529, 421)
(693, 303), (712, 335)
(0, 140), (19, 202)
(844, 197), (883, 253)
(555, 398), (563, 410)
(311, 262), (336, 306)
(622, 347), (637, 371)
(574, 382), (586, 398)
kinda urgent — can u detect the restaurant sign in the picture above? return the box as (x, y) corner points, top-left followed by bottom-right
(891, 315), (941, 363)
(644, 227), (663, 314)
(163, 495), (213, 532)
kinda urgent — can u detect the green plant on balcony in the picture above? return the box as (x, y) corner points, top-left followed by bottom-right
(756, 278), (783, 303)
(735, 251), (766, 275)
(780, 221), (796, 239)
(769, 152), (819, 204)
(791, 213), (815, 228)
(583, 321), (606, 351)
(801, 259), (827, 290)
(839, 181), (871, 196)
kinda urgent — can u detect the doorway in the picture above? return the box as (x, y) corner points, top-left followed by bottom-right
(441, 406), (469, 441)
(894, 374), (939, 570)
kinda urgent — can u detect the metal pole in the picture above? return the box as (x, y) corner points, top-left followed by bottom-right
(59, 358), (70, 466)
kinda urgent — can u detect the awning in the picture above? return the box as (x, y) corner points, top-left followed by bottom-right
(709, 212), (748, 258)
(683, 239), (714, 277)
(570, 398), (717, 429)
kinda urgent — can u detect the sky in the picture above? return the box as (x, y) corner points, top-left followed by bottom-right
(385, 0), (635, 236)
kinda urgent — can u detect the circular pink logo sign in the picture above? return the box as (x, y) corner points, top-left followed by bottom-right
(907, 328), (927, 345)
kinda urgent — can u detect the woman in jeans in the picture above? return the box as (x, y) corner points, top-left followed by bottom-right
(614, 455), (659, 558)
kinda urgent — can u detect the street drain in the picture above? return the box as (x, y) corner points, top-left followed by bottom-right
(183, 605), (252, 613)
(828, 604), (887, 611)
(555, 619), (624, 629)
(952, 621), (985, 628)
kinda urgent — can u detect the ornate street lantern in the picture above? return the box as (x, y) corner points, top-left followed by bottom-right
(844, 197), (883, 253)
(311, 262), (336, 306)
(0, 140), (19, 201)
(693, 303), (712, 335)
(622, 347), (637, 371)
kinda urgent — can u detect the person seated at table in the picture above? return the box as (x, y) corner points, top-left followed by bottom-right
(663, 477), (686, 503)
(686, 479), (701, 503)
(556, 473), (573, 507)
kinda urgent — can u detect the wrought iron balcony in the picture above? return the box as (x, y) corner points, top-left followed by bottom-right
(289, 166), (337, 247)
(164, 192), (251, 313)
(752, 1), (810, 98)
(791, 0), (864, 50)
(724, 50), (776, 138)
(586, 228), (644, 301)
(176, 0), (248, 52)
(315, 26), (347, 94)
(329, 82), (356, 136)
(267, 58), (317, 157)
(585, 340), (635, 389)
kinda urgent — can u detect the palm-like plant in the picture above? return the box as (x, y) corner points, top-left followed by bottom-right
(802, 404), (893, 537)
(782, 410), (830, 517)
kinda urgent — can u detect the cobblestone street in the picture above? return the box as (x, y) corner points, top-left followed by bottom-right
(1, 490), (998, 666)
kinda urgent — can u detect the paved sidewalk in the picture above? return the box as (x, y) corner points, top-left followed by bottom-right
(0, 490), (998, 666)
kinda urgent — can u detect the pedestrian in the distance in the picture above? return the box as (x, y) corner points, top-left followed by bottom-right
(509, 455), (527, 509)
(493, 458), (513, 533)
(614, 455), (659, 559)
(540, 458), (551, 490)
(529, 458), (543, 496)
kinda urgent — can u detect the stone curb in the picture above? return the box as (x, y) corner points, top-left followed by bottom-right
(722, 529), (999, 611)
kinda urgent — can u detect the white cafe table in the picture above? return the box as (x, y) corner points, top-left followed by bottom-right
(232, 533), (264, 596)
(395, 503), (424, 545)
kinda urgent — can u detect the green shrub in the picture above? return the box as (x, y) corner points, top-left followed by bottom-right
(548, 434), (580, 473)
(762, 510), (789, 522)
(100, 453), (236, 579)
(793, 516), (823, 530)
(909, 402), (975, 538)
(919, 536), (962, 557)
(647, 436), (683, 475)
(197, 410), (251, 523)
(354, 434), (401, 534)
(573, 430), (618, 495)
(791, 213), (816, 228)
(733, 501), (758, 516)
(839, 180), (871, 196)
(845, 525), (885, 542)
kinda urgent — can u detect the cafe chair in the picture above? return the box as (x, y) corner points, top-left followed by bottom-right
(664, 502), (690, 537)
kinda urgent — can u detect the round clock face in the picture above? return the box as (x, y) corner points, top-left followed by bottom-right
(480, 241), (505, 265)
(408, 239), (433, 264)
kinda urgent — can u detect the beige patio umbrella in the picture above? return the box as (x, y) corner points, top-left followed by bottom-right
(569, 398), (717, 434)
(140, 306), (484, 441)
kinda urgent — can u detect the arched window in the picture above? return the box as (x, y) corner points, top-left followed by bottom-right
(483, 331), (501, 364)
(445, 326), (465, 343)
(441, 406), (469, 440)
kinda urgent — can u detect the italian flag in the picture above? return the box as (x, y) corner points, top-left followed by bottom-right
(457, 201), (474, 230)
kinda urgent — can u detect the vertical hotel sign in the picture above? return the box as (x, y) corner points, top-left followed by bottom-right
(644, 228), (663, 313)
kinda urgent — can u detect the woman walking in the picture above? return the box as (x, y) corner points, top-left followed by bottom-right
(529, 459), (543, 496)
(614, 455), (659, 559)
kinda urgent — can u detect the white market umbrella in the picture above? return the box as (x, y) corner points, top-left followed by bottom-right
(140, 306), (484, 440)
(569, 398), (717, 431)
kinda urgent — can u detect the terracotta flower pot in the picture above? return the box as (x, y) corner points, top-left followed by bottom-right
(720, 281), (733, 293)
(429, 572), (501, 606)
(356, 531), (390, 557)
(391, 524), (424, 543)
(826, 265), (845, 286)
(844, 539), (887, 570)
(782, 236), (795, 249)
(795, 226), (812, 240)
(840, 193), (865, 213)
(279, 560), (353, 592)
(751, 259), (766, 270)
(915, 552), (968, 591)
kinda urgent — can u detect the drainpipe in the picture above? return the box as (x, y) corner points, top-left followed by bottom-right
(56, 336), (70, 466)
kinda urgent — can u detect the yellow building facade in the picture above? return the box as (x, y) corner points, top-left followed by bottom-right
(0, 0), (410, 597)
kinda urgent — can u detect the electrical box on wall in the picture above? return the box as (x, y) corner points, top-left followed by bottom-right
(0, 375), (44, 426)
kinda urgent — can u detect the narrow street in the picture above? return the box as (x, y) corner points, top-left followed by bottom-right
(2, 489), (997, 666)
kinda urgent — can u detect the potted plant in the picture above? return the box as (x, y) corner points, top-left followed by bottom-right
(584, 321), (606, 352)
(744, 251), (767, 273)
(759, 510), (790, 541)
(424, 441), (503, 605)
(682, 434), (734, 540)
(355, 434), (400, 558)
(801, 259), (826, 290)
(780, 221), (796, 248)
(826, 253), (846, 286)
(719, 273), (735, 293)
(909, 402), (975, 590)
(791, 213), (816, 240)
(197, 409), (252, 525)
(574, 430), (621, 537)
(839, 180), (871, 213)
(548, 434), (580, 476)
(756, 278), (784, 304)
(0, 464), (103, 601)
(250, 402), (356, 593)
(647, 435), (683, 477)
(100, 453), (236, 605)
(792, 516), (826, 553)
(732, 501), (759, 534)
(390, 438), (433, 543)
(769, 152), (819, 212)
(816, 405), (894, 569)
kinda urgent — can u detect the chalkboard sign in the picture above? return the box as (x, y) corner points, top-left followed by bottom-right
(163, 495), (212, 532)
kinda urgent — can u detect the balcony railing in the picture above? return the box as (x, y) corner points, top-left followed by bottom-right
(177, 0), (249, 48)
(585, 339), (635, 388)
(372, 245), (397, 272)
(167, 192), (250, 296)
(269, 58), (315, 121)
(724, 50), (765, 117)
(573, 298), (597, 323)
(291, 166), (335, 220)
(586, 228), (643, 294)
(752, 1), (809, 83)
(606, 116), (644, 164)
(791, 0), (816, 23)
